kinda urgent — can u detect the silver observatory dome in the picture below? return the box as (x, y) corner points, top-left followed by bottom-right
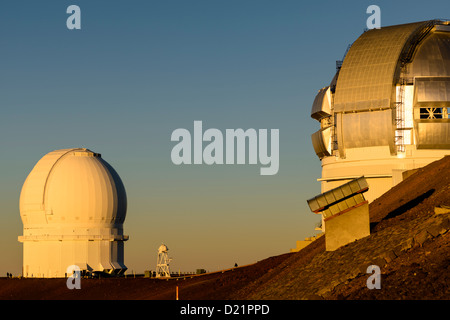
(311, 20), (450, 205)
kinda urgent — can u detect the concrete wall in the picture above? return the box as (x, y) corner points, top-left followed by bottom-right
(22, 240), (125, 278)
(324, 202), (370, 251)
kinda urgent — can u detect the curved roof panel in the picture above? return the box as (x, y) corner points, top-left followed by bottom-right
(334, 21), (431, 113)
(408, 29), (450, 78)
(20, 148), (127, 228)
(311, 86), (332, 120)
(19, 148), (81, 215)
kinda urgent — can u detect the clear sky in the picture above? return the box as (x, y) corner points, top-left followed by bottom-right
(1, 0), (449, 276)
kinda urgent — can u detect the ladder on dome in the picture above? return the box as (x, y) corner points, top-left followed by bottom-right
(393, 21), (437, 154)
(400, 20), (438, 64)
(395, 82), (405, 153)
(395, 79), (410, 153)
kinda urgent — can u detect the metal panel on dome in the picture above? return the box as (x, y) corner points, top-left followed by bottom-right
(434, 24), (450, 32)
(435, 25), (450, 32)
(413, 76), (450, 148)
(414, 77), (450, 106)
(311, 87), (332, 121)
(311, 126), (333, 158)
(415, 121), (450, 149)
(334, 21), (429, 113)
(408, 32), (450, 78)
(337, 109), (396, 152)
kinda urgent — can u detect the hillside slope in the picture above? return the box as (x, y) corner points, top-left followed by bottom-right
(232, 155), (450, 299)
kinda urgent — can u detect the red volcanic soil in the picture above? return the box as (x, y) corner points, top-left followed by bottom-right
(1, 156), (449, 300)
(0, 254), (292, 300)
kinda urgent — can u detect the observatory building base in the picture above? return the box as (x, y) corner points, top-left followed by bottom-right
(307, 177), (371, 252)
(324, 202), (370, 251)
(20, 237), (127, 278)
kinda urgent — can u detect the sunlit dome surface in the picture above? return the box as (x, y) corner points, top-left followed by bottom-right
(20, 148), (127, 228)
(310, 19), (450, 208)
(18, 148), (128, 278)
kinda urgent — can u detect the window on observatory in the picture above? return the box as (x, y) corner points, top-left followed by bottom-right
(419, 107), (444, 119)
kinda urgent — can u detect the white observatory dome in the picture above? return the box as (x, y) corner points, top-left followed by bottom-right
(20, 148), (126, 229)
(18, 148), (128, 278)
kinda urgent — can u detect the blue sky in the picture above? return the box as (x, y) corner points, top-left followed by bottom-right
(1, 0), (449, 275)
